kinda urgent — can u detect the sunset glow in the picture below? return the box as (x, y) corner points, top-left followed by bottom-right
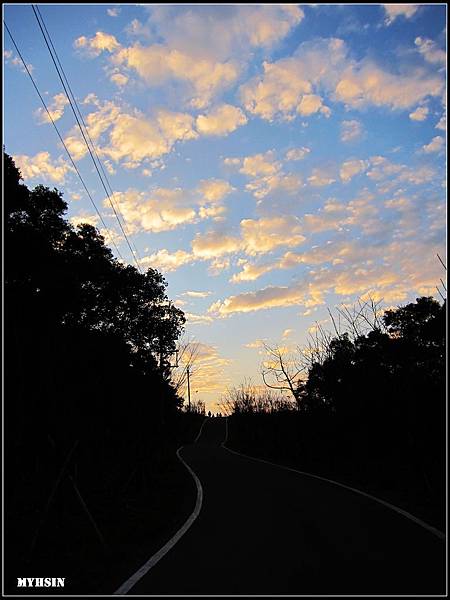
(4, 4), (446, 409)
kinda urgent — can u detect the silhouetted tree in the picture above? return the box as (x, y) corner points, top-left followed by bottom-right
(228, 293), (445, 528)
(4, 151), (193, 581)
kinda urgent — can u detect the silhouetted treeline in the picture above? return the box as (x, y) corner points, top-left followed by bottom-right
(226, 296), (446, 529)
(4, 152), (203, 591)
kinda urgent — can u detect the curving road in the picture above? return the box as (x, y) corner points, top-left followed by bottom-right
(121, 418), (446, 595)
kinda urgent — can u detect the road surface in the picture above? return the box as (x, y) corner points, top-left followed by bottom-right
(122, 418), (446, 595)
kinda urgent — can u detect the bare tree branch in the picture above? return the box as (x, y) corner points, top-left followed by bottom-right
(437, 253), (447, 271)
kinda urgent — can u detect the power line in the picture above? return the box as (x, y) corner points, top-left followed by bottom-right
(31, 4), (140, 271)
(34, 5), (143, 268)
(4, 20), (124, 261)
(31, 4), (142, 273)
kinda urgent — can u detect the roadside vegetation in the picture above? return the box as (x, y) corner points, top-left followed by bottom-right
(4, 152), (204, 593)
(221, 294), (446, 530)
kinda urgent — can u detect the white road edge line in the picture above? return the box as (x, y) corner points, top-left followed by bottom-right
(114, 419), (207, 595)
(221, 418), (445, 541)
(194, 416), (208, 443)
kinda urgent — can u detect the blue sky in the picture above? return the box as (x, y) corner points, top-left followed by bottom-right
(4, 4), (447, 409)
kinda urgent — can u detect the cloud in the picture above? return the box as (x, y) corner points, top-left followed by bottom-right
(383, 4), (419, 26)
(70, 212), (100, 228)
(299, 190), (385, 238)
(334, 62), (444, 110)
(414, 36), (446, 65)
(114, 43), (239, 109)
(241, 37), (443, 120)
(241, 216), (305, 255)
(340, 159), (368, 183)
(101, 160), (115, 176)
(285, 147), (311, 161)
(144, 5), (304, 61)
(241, 5), (304, 47)
(209, 284), (310, 315)
(191, 231), (241, 259)
(178, 343), (231, 393)
(231, 237), (379, 284)
(240, 38), (343, 121)
(366, 155), (435, 187)
(183, 290), (213, 298)
(227, 150), (302, 200)
(240, 59), (312, 121)
(110, 72), (129, 86)
(366, 155), (408, 181)
(191, 215), (305, 263)
(196, 104), (247, 136)
(207, 172), (446, 313)
(307, 168), (336, 187)
(238, 151), (280, 177)
(196, 179), (234, 204)
(35, 93), (69, 124)
(195, 178), (234, 221)
(107, 8), (120, 17)
(64, 100), (190, 166)
(422, 135), (445, 154)
(340, 119), (364, 142)
(228, 186), (445, 284)
(297, 94), (328, 116)
(218, 217), (307, 282)
(302, 199), (347, 234)
(436, 111), (446, 131)
(184, 312), (214, 325)
(223, 157), (242, 168)
(13, 152), (73, 183)
(82, 99), (121, 140)
(4, 49), (34, 74)
(74, 31), (121, 56)
(345, 194), (380, 233)
(110, 188), (197, 233)
(62, 133), (88, 161)
(246, 173), (303, 200)
(230, 261), (274, 283)
(71, 97), (247, 170)
(103, 175), (235, 238)
(139, 249), (194, 271)
(198, 205), (227, 221)
(209, 250), (440, 315)
(244, 339), (266, 349)
(208, 257), (232, 275)
(78, 6), (302, 110)
(209, 282), (328, 315)
(105, 112), (176, 163)
(157, 109), (199, 144)
(409, 105), (429, 121)
(125, 19), (152, 39)
(98, 107), (198, 165)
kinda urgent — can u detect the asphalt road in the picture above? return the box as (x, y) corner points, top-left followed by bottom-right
(126, 417), (446, 595)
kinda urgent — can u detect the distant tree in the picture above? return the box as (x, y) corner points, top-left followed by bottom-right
(220, 380), (294, 415)
(260, 343), (305, 405)
(383, 296), (445, 348)
(190, 400), (206, 416)
(171, 336), (202, 396)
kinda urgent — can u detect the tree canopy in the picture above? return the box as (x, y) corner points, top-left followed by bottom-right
(5, 152), (185, 377)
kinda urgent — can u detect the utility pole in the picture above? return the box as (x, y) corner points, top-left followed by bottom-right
(187, 365), (191, 411)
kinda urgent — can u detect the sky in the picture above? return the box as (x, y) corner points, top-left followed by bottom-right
(4, 4), (447, 411)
